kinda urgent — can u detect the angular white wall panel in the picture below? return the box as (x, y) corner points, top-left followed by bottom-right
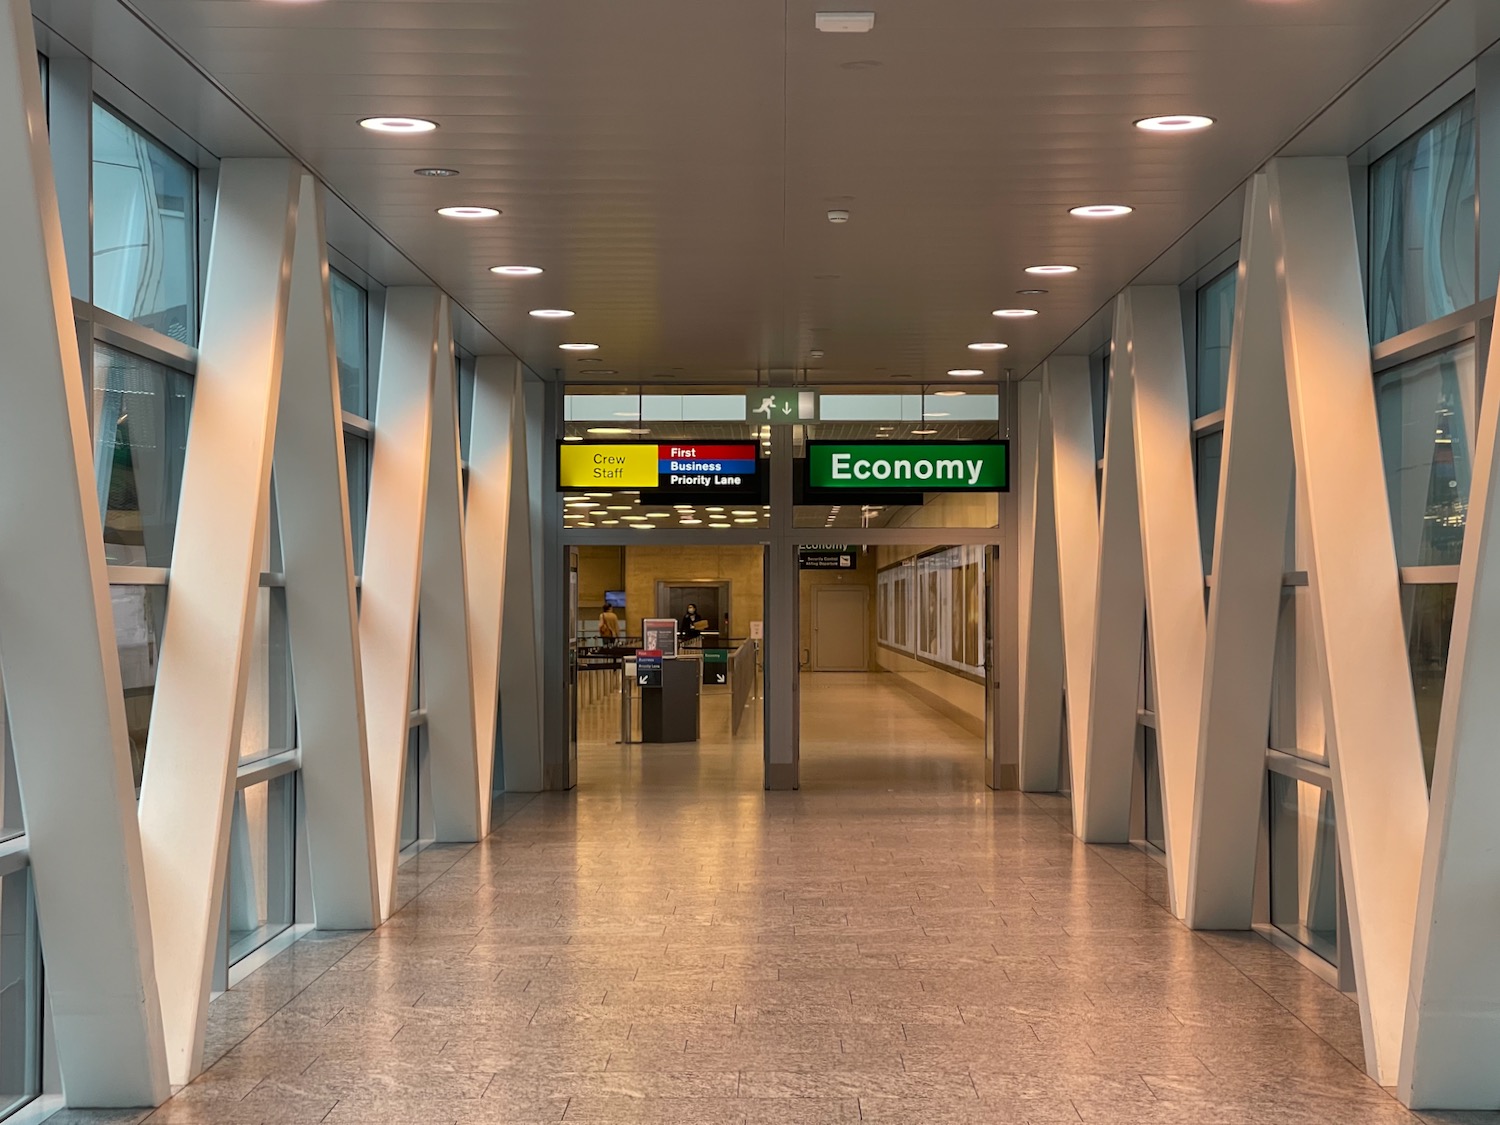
(1186, 175), (1293, 929)
(1019, 403), (1065, 793)
(0, 0), (168, 1104)
(1125, 286), (1208, 919)
(138, 159), (301, 1083)
(360, 288), (443, 916)
(1268, 157), (1428, 1085)
(1081, 317), (1145, 843)
(417, 320), (483, 843)
(465, 356), (522, 830)
(1044, 359), (1101, 822)
(272, 174), (379, 930)
(1400, 274), (1500, 1109)
(499, 367), (545, 793)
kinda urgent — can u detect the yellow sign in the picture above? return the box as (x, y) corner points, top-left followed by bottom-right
(559, 443), (659, 488)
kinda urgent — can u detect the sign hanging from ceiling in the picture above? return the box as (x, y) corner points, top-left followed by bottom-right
(746, 389), (819, 424)
(805, 440), (1010, 493)
(799, 548), (857, 570)
(558, 441), (761, 495)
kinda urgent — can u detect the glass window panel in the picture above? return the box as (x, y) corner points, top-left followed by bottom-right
(1196, 268), (1236, 417)
(400, 724), (421, 851)
(91, 103), (197, 343)
(239, 587), (295, 764)
(1375, 342), (1473, 567)
(1269, 587), (1327, 761)
(93, 344), (193, 566)
(1402, 583), (1456, 788)
(1368, 98), (1477, 342)
(1195, 431), (1223, 573)
(344, 432), (369, 573)
(330, 271), (369, 418)
(111, 584), (167, 789)
(0, 867), (40, 1117)
(225, 773), (296, 965)
(1142, 726), (1164, 852)
(1268, 772), (1340, 966)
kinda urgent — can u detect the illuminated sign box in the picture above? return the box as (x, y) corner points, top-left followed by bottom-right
(805, 440), (1009, 493)
(558, 441), (762, 497)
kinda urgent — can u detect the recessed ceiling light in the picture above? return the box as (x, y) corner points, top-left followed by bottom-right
(934, 390), (965, 397)
(621, 515), (648, 522)
(1069, 204), (1133, 218)
(809, 350), (825, 359)
(647, 512), (673, 519)
(591, 369), (619, 375)
(827, 209), (850, 223)
(993, 308), (1039, 318)
(1135, 114), (1215, 133)
(576, 522), (595, 528)
(530, 309), (575, 319)
(681, 518), (703, 525)
(706, 507), (725, 513)
(968, 342), (1008, 351)
(912, 428), (938, 436)
(948, 369), (984, 377)
(414, 167), (460, 178)
(815, 11), (876, 32)
(1017, 289), (1048, 296)
(709, 522), (732, 529)
(591, 510), (608, 516)
(437, 206), (499, 219)
(1025, 265), (1078, 276)
(732, 510), (758, 516)
(734, 518), (758, 524)
(600, 520), (621, 526)
(560, 343), (599, 351)
(490, 265), (544, 276)
(630, 523), (654, 531)
(359, 116), (438, 134)
(590, 428), (635, 437)
(563, 435), (583, 442)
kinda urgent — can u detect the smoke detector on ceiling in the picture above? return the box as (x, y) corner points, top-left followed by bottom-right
(816, 11), (876, 33)
(827, 209), (850, 223)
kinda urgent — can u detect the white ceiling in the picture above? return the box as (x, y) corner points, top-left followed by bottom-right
(55, 0), (1470, 383)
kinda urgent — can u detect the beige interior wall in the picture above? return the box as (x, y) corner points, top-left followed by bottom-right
(798, 549), (879, 669)
(576, 546), (624, 615)
(622, 544), (764, 640)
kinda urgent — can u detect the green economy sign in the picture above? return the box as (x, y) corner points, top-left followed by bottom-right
(806, 440), (1009, 492)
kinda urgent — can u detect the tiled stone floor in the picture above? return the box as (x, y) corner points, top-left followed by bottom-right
(52, 674), (1500, 1124)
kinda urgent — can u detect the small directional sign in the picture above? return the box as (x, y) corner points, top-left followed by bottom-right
(636, 651), (663, 688)
(800, 548), (856, 571)
(746, 389), (819, 425)
(702, 649), (728, 685)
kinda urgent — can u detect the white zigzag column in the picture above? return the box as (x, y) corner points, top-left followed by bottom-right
(465, 356), (523, 829)
(418, 325), (483, 843)
(1268, 156), (1428, 1085)
(1081, 310), (1145, 843)
(0, 0), (169, 1103)
(1124, 286), (1208, 918)
(138, 160), (301, 1083)
(360, 288), (443, 916)
(273, 174), (379, 929)
(1399, 255), (1500, 1110)
(1185, 174), (1293, 929)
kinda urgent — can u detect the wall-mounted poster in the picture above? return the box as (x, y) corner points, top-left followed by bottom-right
(875, 545), (986, 681)
(641, 618), (678, 658)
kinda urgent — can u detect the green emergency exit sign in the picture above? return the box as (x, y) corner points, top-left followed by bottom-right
(806, 440), (1009, 492)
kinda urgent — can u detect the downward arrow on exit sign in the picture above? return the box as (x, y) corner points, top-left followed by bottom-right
(746, 390), (819, 424)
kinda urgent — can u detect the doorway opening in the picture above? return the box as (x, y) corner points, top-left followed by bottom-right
(797, 543), (993, 790)
(571, 543), (765, 792)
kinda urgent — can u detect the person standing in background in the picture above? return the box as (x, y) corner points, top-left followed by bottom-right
(599, 604), (621, 642)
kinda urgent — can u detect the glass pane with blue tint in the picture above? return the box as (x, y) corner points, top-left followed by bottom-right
(1268, 772), (1340, 966)
(111, 584), (167, 789)
(1196, 431), (1223, 573)
(1142, 726), (1164, 852)
(92, 103), (197, 343)
(1196, 268), (1236, 417)
(0, 867), (39, 1117)
(1402, 582), (1456, 789)
(330, 271), (369, 418)
(1368, 99), (1477, 342)
(226, 773), (296, 965)
(1374, 342), (1474, 567)
(93, 344), (193, 566)
(344, 433), (369, 572)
